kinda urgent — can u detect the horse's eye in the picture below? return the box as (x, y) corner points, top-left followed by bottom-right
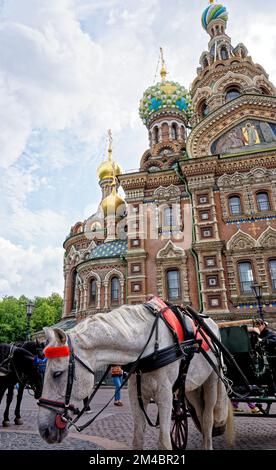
(53, 371), (63, 379)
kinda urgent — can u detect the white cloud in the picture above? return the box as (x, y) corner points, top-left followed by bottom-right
(0, 237), (64, 298)
(0, 0), (103, 168)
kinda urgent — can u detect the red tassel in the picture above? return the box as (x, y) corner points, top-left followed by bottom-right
(44, 346), (70, 358)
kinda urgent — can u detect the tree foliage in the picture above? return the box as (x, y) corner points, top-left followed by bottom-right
(0, 293), (63, 343)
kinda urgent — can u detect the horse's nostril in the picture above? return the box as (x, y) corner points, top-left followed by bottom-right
(44, 427), (50, 439)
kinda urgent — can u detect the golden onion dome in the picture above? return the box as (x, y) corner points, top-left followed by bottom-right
(97, 159), (122, 182)
(101, 185), (125, 216)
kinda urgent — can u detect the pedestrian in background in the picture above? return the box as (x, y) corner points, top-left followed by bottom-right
(111, 365), (123, 406)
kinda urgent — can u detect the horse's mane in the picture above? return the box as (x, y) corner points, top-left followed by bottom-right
(0, 343), (34, 367)
(74, 304), (151, 341)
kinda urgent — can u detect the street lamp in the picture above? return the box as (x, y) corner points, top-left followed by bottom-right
(26, 301), (34, 341)
(251, 281), (264, 321)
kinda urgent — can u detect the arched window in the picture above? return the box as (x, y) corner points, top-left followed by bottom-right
(167, 269), (181, 300)
(161, 122), (169, 141)
(225, 87), (241, 101)
(153, 127), (159, 144)
(148, 166), (161, 173)
(228, 196), (242, 215)
(238, 262), (253, 294)
(164, 206), (173, 227)
(171, 123), (178, 140)
(90, 279), (97, 305)
(269, 260), (276, 290)
(256, 192), (270, 212)
(111, 277), (120, 303)
(220, 47), (228, 60)
(199, 100), (209, 118)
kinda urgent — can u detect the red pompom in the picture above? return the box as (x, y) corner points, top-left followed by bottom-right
(44, 346), (70, 358)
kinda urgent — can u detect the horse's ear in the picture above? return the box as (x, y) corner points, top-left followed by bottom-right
(53, 328), (67, 345)
(44, 327), (54, 344)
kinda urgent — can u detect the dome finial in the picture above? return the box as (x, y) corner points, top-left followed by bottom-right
(97, 130), (122, 182)
(160, 47), (167, 82)
(108, 129), (113, 162)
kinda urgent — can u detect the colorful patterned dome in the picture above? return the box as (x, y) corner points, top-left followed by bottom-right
(201, 3), (228, 31)
(139, 80), (192, 126)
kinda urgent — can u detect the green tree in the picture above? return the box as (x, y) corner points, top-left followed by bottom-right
(0, 293), (63, 342)
(0, 296), (27, 342)
(31, 293), (63, 334)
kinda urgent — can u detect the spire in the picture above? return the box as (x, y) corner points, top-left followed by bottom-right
(160, 47), (167, 82)
(108, 128), (113, 162)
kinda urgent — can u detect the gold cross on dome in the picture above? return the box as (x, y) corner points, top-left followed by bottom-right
(108, 129), (113, 161)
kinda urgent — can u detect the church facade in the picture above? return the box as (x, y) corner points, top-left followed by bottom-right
(62, 2), (276, 325)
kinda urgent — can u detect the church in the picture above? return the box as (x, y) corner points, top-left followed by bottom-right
(61, 1), (276, 328)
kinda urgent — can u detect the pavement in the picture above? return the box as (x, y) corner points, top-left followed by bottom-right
(1, 387), (276, 450)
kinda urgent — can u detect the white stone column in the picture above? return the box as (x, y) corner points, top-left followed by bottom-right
(120, 280), (124, 305)
(76, 285), (81, 313)
(97, 282), (101, 309)
(63, 267), (70, 316)
(83, 285), (88, 311)
(104, 282), (108, 309)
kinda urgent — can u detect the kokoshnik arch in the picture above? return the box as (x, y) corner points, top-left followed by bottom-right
(60, 1), (276, 328)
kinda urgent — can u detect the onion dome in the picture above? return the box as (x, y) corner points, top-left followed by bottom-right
(97, 130), (122, 182)
(97, 159), (122, 182)
(139, 81), (192, 126)
(139, 48), (192, 126)
(101, 184), (125, 217)
(201, 2), (228, 31)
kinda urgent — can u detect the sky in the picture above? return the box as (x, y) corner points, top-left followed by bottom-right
(0, 0), (276, 299)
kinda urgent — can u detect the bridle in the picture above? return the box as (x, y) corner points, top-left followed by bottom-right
(38, 335), (96, 430)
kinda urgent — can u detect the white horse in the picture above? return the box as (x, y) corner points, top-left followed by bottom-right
(37, 304), (233, 450)
(185, 320), (234, 450)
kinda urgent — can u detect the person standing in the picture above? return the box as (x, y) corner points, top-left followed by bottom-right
(34, 355), (47, 381)
(254, 319), (276, 349)
(111, 365), (123, 406)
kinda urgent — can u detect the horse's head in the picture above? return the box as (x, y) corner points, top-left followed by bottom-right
(38, 327), (95, 444)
